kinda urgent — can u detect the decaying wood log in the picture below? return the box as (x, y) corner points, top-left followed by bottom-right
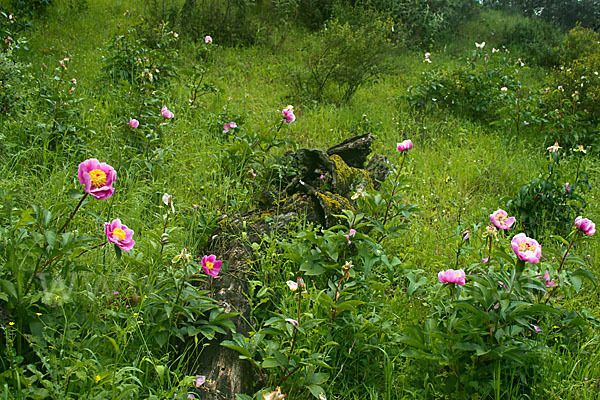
(190, 134), (391, 399)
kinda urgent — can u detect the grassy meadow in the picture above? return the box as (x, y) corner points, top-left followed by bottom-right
(1, 0), (600, 399)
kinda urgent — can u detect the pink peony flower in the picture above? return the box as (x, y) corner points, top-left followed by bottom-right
(104, 219), (135, 252)
(490, 209), (515, 230)
(78, 158), (117, 200)
(193, 375), (205, 388)
(129, 118), (139, 128)
(565, 182), (571, 192)
(201, 254), (222, 278)
(285, 318), (299, 326)
(223, 121), (237, 133)
(396, 139), (413, 152)
(161, 105), (174, 119)
(438, 269), (466, 285)
(511, 233), (542, 263)
(282, 105), (295, 123)
(539, 270), (556, 287)
(205, 35), (212, 44)
(575, 216), (595, 236)
(344, 229), (357, 245)
(533, 325), (542, 333)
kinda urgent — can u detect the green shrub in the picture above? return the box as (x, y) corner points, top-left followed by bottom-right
(9, 0), (52, 17)
(508, 148), (589, 238)
(292, 11), (393, 104)
(0, 12), (31, 117)
(560, 26), (600, 66)
(539, 27), (600, 148)
(360, 0), (478, 45)
(407, 47), (518, 122)
(179, 0), (261, 46)
(102, 26), (179, 87)
(483, 0), (600, 31)
(495, 16), (563, 67)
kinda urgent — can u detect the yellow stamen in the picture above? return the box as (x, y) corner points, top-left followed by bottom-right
(89, 169), (107, 188)
(205, 261), (214, 270)
(113, 228), (126, 240)
(518, 241), (535, 253)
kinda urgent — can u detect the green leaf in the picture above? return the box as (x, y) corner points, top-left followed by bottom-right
(261, 358), (282, 368)
(307, 384), (325, 398)
(105, 336), (119, 353)
(550, 235), (570, 247)
(0, 280), (17, 300)
(221, 342), (252, 358)
(300, 261), (326, 276)
(272, 350), (289, 367)
(398, 326), (426, 350)
(114, 244), (122, 260)
(42, 210), (52, 228)
(66, 189), (84, 199)
(44, 230), (57, 250)
(522, 304), (561, 315)
(335, 300), (364, 313)
(571, 268), (596, 288)
(305, 372), (329, 385)
(571, 275), (582, 292)
(155, 365), (165, 383)
(454, 342), (488, 355)
(235, 395), (253, 400)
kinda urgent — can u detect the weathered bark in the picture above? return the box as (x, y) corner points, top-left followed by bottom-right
(326, 132), (374, 168)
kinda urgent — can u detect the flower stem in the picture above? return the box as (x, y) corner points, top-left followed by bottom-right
(381, 153), (407, 228)
(330, 275), (345, 326)
(58, 192), (88, 234)
(74, 241), (108, 259)
(159, 211), (170, 256)
(280, 290), (303, 387)
(545, 235), (576, 304)
(288, 291), (302, 359)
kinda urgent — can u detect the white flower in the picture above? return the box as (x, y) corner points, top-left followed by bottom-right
(351, 186), (367, 200)
(475, 41), (485, 49)
(162, 193), (175, 213)
(286, 280), (298, 291)
(500, 86), (508, 91)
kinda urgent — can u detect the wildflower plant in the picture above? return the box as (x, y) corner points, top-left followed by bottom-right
(352, 140), (419, 240)
(223, 210), (403, 398)
(508, 141), (590, 238)
(399, 211), (597, 398)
